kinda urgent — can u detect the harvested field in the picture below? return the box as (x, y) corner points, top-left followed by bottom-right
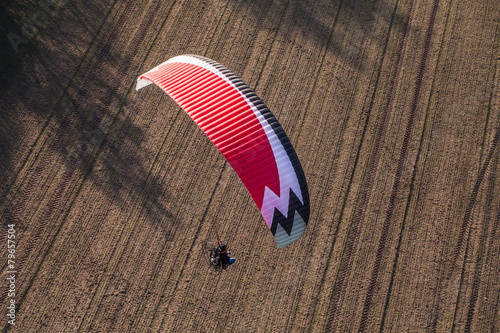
(1, 0), (499, 332)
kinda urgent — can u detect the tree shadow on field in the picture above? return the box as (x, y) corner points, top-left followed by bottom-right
(230, 0), (407, 69)
(0, 0), (179, 240)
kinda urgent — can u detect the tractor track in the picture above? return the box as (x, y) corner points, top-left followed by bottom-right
(451, 119), (500, 279)
(454, 125), (500, 333)
(325, 0), (414, 331)
(127, 126), (205, 331)
(0, 127), (55, 305)
(429, 30), (500, 331)
(0, 111), (76, 333)
(0, 102), (78, 314)
(456, 39), (500, 331)
(431, 101), (500, 332)
(358, 0), (441, 331)
(462, 156), (499, 333)
(303, 0), (395, 328)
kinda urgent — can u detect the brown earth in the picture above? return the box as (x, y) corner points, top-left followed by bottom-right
(0, 0), (499, 332)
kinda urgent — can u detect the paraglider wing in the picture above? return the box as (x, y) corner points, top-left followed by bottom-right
(136, 55), (309, 247)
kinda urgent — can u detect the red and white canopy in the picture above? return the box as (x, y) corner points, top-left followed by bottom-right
(137, 55), (309, 247)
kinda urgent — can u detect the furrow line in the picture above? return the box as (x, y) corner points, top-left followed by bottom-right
(358, 0), (440, 331)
